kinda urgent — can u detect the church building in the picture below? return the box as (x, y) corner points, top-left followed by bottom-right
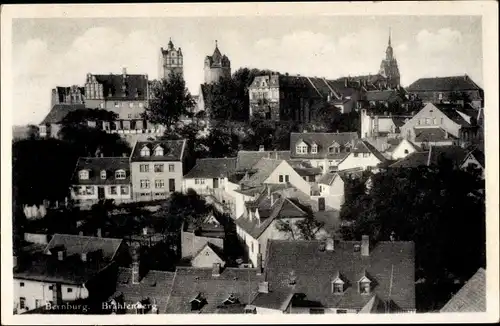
(159, 38), (184, 80)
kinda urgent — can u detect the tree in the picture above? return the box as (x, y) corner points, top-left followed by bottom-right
(449, 91), (472, 106)
(26, 124), (40, 140)
(275, 213), (325, 240)
(143, 73), (196, 130)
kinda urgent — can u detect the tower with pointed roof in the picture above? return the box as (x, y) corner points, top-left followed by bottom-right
(159, 38), (184, 80)
(378, 29), (401, 89)
(204, 40), (231, 84)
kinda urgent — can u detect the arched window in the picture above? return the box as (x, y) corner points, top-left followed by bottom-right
(140, 146), (150, 157)
(100, 170), (107, 180)
(79, 170), (89, 180)
(154, 146), (164, 156)
(115, 170), (126, 180)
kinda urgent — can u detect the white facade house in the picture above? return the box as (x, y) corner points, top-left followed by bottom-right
(390, 139), (420, 160)
(337, 140), (387, 171)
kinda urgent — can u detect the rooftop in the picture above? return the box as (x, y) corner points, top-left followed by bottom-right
(40, 104), (87, 125)
(407, 75), (483, 93)
(440, 268), (486, 312)
(236, 150), (291, 172)
(184, 158), (237, 179)
(71, 157), (130, 185)
(130, 139), (187, 162)
(290, 132), (359, 160)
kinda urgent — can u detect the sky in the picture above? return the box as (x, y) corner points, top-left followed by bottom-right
(12, 15), (483, 126)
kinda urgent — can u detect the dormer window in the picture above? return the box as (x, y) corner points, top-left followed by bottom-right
(311, 144), (318, 154)
(115, 170), (126, 180)
(79, 170), (89, 180)
(296, 143), (308, 154)
(223, 294), (239, 305)
(100, 170), (107, 180)
(358, 276), (372, 295)
(190, 293), (207, 311)
(140, 146), (150, 157)
(288, 270), (297, 286)
(154, 146), (164, 156)
(332, 281), (344, 294)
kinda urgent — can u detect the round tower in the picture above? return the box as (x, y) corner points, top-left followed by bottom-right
(204, 40), (231, 84)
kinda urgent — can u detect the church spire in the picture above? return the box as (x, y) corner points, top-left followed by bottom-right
(388, 27), (391, 47)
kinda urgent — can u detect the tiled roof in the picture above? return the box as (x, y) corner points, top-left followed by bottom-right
(240, 158), (283, 188)
(130, 140), (186, 162)
(431, 103), (472, 127)
(234, 197), (307, 239)
(264, 239), (416, 311)
(113, 267), (175, 313)
(40, 104), (87, 125)
(93, 74), (148, 100)
(407, 75), (483, 93)
(184, 158), (237, 179)
(14, 252), (114, 285)
(192, 242), (226, 263)
(290, 132), (359, 159)
(390, 151), (430, 168)
(44, 233), (123, 262)
(236, 151), (291, 171)
(428, 145), (469, 167)
(364, 90), (401, 102)
(414, 128), (452, 143)
(440, 268), (486, 312)
(250, 290), (295, 311)
(465, 147), (485, 167)
(71, 157), (131, 185)
(348, 140), (388, 163)
(392, 117), (408, 128)
(317, 172), (339, 186)
(165, 267), (264, 313)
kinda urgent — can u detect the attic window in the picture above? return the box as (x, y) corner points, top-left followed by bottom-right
(354, 244), (361, 252)
(296, 144), (308, 154)
(115, 170), (126, 180)
(223, 294), (239, 305)
(154, 146), (164, 156)
(359, 276), (372, 295)
(329, 146), (340, 154)
(332, 281), (344, 294)
(79, 170), (89, 180)
(288, 271), (297, 286)
(140, 146), (150, 157)
(190, 293), (207, 311)
(100, 170), (107, 180)
(311, 144), (318, 154)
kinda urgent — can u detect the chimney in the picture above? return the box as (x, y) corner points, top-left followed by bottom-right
(97, 228), (102, 237)
(326, 238), (335, 251)
(52, 284), (62, 306)
(122, 67), (127, 77)
(81, 252), (87, 262)
(259, 145), (265, 152)
(212, 263), (221, 277)
(143, 227), (148, 235)
(131, 246), (140, 284)
(275, 149), (278, 160)
(361, 235), (370, 256)
(256, 252), (263, 275)
(258, 281), (269, 293)
(464, 74), (468, 80)
(79, 231), (83, 236)
(57, 249), (66, 261)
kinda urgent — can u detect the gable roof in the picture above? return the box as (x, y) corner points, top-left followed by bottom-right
(290, 132), (359, 159)
(234, 197), (307, 239)
(428, 145), (469, 167)
(440, 268), (486, 312)
(192, 242), (226, 263)
(390, 151), (430, 168)
(348, 140), (388, 163)
(165, 267), (264, 313)
(112, 267), (175, 313)
(92, 73), (148, 100)
(264, 239), (416, 311)
(414, 128), (454, 143)
(184, 158), (237, 179)
(40, 104), (87, 125)
(71, 157), (130, 185)
(44, 233), (123, 262)
(430, 103), (474, 127)
(236, 150), (291, 171)
(130, 139), (186, 162)
(317, 172), (341, 186)
(464, 147), (485, 168)
(364, 90), (401, 102)
(407, 75), (483, 93)
(240, 158), (284, 188)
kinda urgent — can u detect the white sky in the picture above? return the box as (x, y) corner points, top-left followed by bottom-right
(12, 16), (483, 125)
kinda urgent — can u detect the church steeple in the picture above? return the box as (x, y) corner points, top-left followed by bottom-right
(385, 28), (394, 60)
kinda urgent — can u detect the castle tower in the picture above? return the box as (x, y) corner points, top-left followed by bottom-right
(204, 40), (231, 84)
(159, 38), (183, 80)
(378, 28), (401, 88)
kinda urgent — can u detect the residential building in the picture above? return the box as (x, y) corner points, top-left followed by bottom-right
(204, 40), (231, 84)
(129, 139), (187, 201)
(289, 132), (360, 173)
(407, 75), (484, 109)
(165, 265), (264, 314)
(315, 168), (364, 211)
(360, 109), (412, 139)
(159, 38), (183, 80)
(13, 234), (128, 314)
(237, 149), (291, 172)
(39, 103), (87, 138)
(235, 194), (309, 268)
(51, 85), (85, 107)
(70, 157), (132, 207)
(399, 103), (481, 149)
(191, 242), (226, 268)
(335, 140), (388, 172)
(383, 138), (421, 160)
(260, 237), (416, 314)
(360, 89), (406, 110)
(181, 221), (224, 260)
(440, 268), (486, 313)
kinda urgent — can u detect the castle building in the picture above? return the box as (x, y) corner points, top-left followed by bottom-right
(159, 38), (184, 80)
(378, 30), (401, 89)
(51, 86), (85, 107)
(204, 41), (231, 84)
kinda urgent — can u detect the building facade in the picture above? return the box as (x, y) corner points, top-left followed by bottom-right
(204, 41), (231, 84)
(51, 85), (85, 107)
(129, 140), (187, 201)
(159, 38), (184, 80)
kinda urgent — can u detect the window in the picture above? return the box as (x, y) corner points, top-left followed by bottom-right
(20, 282), (24, 287)
(345, 146), (351, 152)
(139, 164), (149, 172)
(433, 118), (437, 124)
(337, 309), (347, 314)
(195, 179), (205, 185)
(311, 145), (318, 154)
(100, 170), (107, 179)
(154, 146), (164, 156)
(251, 242), (254, 253)
(35, 299), (41, 308)
(121, 185), (129, 195)
(48, 285), (54, 290)
(425, 118), (431, 125)
(296, 145), (308, 154)
(129, 103), (134, 108)
(155, 179), (165, 189)
(79, 170), (89, 180)
(99, 103), (104, 109)
(114, 102), (119, 108)
(140, 179), (150, 189)
(67, 288), (73, 293)
(128, 114), (132, 118)
(109, 186), (118, 195)
(19, 297), (26, 309)
(285, 175), (290, 182)
(169, 179), (175, 192)
(279, 175), (284, 182)
(417, 119), (421, 125)
(139, 103), (144, 108)
(440, 118), (444, 124)
(438, 92), (443, 100)
(115, 170), (126, 179)
(359, 281), (371, 294)
(353, 153), (359, 157)
(168, 164), (175, 172)
(404, 149), (409, 154)
(154, 164), (164, 172)
(310, 308), (325, 314)
(363, 153), (369, 158)
(140, 146), (150, 157)
(333, 282), (344, 294)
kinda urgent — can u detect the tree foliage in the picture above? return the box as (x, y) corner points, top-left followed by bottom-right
(143, 72), (196, 129)
(275, 213), (325, 240)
